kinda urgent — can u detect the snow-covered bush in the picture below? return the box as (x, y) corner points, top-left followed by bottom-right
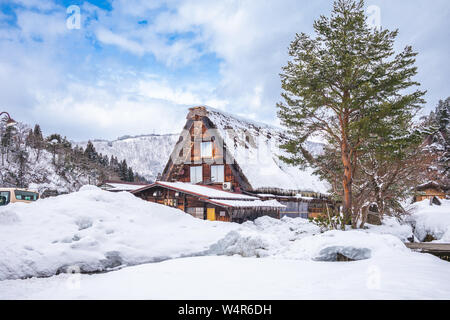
(279, 230), (408, 261)
(210, 215), (409, 261)
(365, 216), (414, 242)
(406, 199), (450, 242)
(209, 215), (321, 257)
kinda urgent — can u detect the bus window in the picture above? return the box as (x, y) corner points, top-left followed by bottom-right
(0, 191), (10, 205)
(14, 190), (38, 201)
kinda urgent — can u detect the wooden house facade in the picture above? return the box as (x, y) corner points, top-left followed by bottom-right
(134, 106), (333, 222)
(132, 181), (284, 223)
(413, 181), (449, 202)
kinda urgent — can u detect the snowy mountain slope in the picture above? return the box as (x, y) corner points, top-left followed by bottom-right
(77, 134), (179, 182)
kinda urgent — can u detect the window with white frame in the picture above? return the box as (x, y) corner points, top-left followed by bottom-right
(190, 166), (203, 184)
(211, 165), (224, 183)
(201, 141), (213, 158)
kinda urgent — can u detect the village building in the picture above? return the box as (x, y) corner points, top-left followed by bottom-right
(131, 181), (285, 222)
(132, 106), (333, 222)
(413, 181), (449, 203)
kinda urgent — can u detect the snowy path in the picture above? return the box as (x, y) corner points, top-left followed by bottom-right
(1, 254), (449, 300)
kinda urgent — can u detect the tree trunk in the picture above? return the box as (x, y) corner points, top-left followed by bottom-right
(359, 206), (369, 229)
(341, 139), (353, 227)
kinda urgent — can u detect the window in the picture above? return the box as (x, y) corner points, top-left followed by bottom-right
(201, 141), (213, 158)
(164, 198), (178, 207)
(14, 190), (38, 201)
(0, 191), (10, 206)
(190, 166), (203, 184)
(187, 207), (204, 219)
(211, 165), (224, 183)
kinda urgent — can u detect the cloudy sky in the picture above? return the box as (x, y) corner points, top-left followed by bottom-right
(0, 0), (449, 141)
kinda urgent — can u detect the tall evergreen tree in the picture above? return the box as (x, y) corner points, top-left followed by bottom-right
(127, 167), (135, 182)
(84, 141), (98, 162)
(277, 0), (426, 227)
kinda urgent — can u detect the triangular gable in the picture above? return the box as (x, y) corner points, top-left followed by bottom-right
(161, 106), (329, 195)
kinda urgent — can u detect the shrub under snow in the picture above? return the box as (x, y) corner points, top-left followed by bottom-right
(209, 215), (409, 261)
(407, 199), (450, 242)
(209, 216), (321, 257)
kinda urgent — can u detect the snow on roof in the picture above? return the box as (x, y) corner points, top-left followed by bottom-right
(135, 181), (259, 200)
(206, 199), (286, 208)
(100, 181), (149, 192)
(198, 106), (330, 194)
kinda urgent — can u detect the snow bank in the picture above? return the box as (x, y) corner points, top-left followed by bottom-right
(365, 216), (414, 242)
(2, 253), (450, 299)
(209, 216), (320, 257)
(0, 186), (237, 280)
(279, 230), (408, 261)
(407, 199), (450, 242)
(210, 215), (408, 261)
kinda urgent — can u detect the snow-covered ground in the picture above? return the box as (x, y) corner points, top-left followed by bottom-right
(1, 253), (449, 300)
(0, 187), (449, 299)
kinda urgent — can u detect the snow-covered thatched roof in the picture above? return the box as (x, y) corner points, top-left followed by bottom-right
(99, 180), (149, 192)
(193, 106), (329, 194)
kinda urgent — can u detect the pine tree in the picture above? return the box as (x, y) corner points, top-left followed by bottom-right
(119, 159), (128, 181)
(1, 126), (13, 165)
(84, 141), (98, 162)
(277, 0), (426, 227)
(127, 167), (134, 182)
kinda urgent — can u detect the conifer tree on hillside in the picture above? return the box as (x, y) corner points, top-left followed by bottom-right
(277, 0), (426, 227)
(127, 167), (135, 182)
(84, 141), (98, 162)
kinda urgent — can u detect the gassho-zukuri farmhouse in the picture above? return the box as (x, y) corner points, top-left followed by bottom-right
(101, 106), (335, 223)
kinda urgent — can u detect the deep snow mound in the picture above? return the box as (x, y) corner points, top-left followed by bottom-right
(0, 186), (237, 280)
(365, 216), (414, 242)
(209, 216), (321, 257)
(280, 230), (408, 261)
(407, 199), (450, 242)
(210, 215), (409, 261)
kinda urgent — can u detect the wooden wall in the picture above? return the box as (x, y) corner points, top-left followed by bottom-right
(134, 186), (232, 222)
(165, 118), (243, 191)
(415, 188), (447, 202)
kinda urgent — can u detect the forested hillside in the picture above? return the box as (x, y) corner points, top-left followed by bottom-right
(76, 134), (179, 182)
(0, 122), (145, 196)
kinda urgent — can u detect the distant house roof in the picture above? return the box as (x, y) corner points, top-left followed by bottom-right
(99, 180), (149, 192)
(184, 106), (330, 194)
(416, 181), (449, 192)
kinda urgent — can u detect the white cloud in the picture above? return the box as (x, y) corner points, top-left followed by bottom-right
(16, 10), (68, 40)
(96, 28), (145, 55)
(0, 0), (448, 141)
